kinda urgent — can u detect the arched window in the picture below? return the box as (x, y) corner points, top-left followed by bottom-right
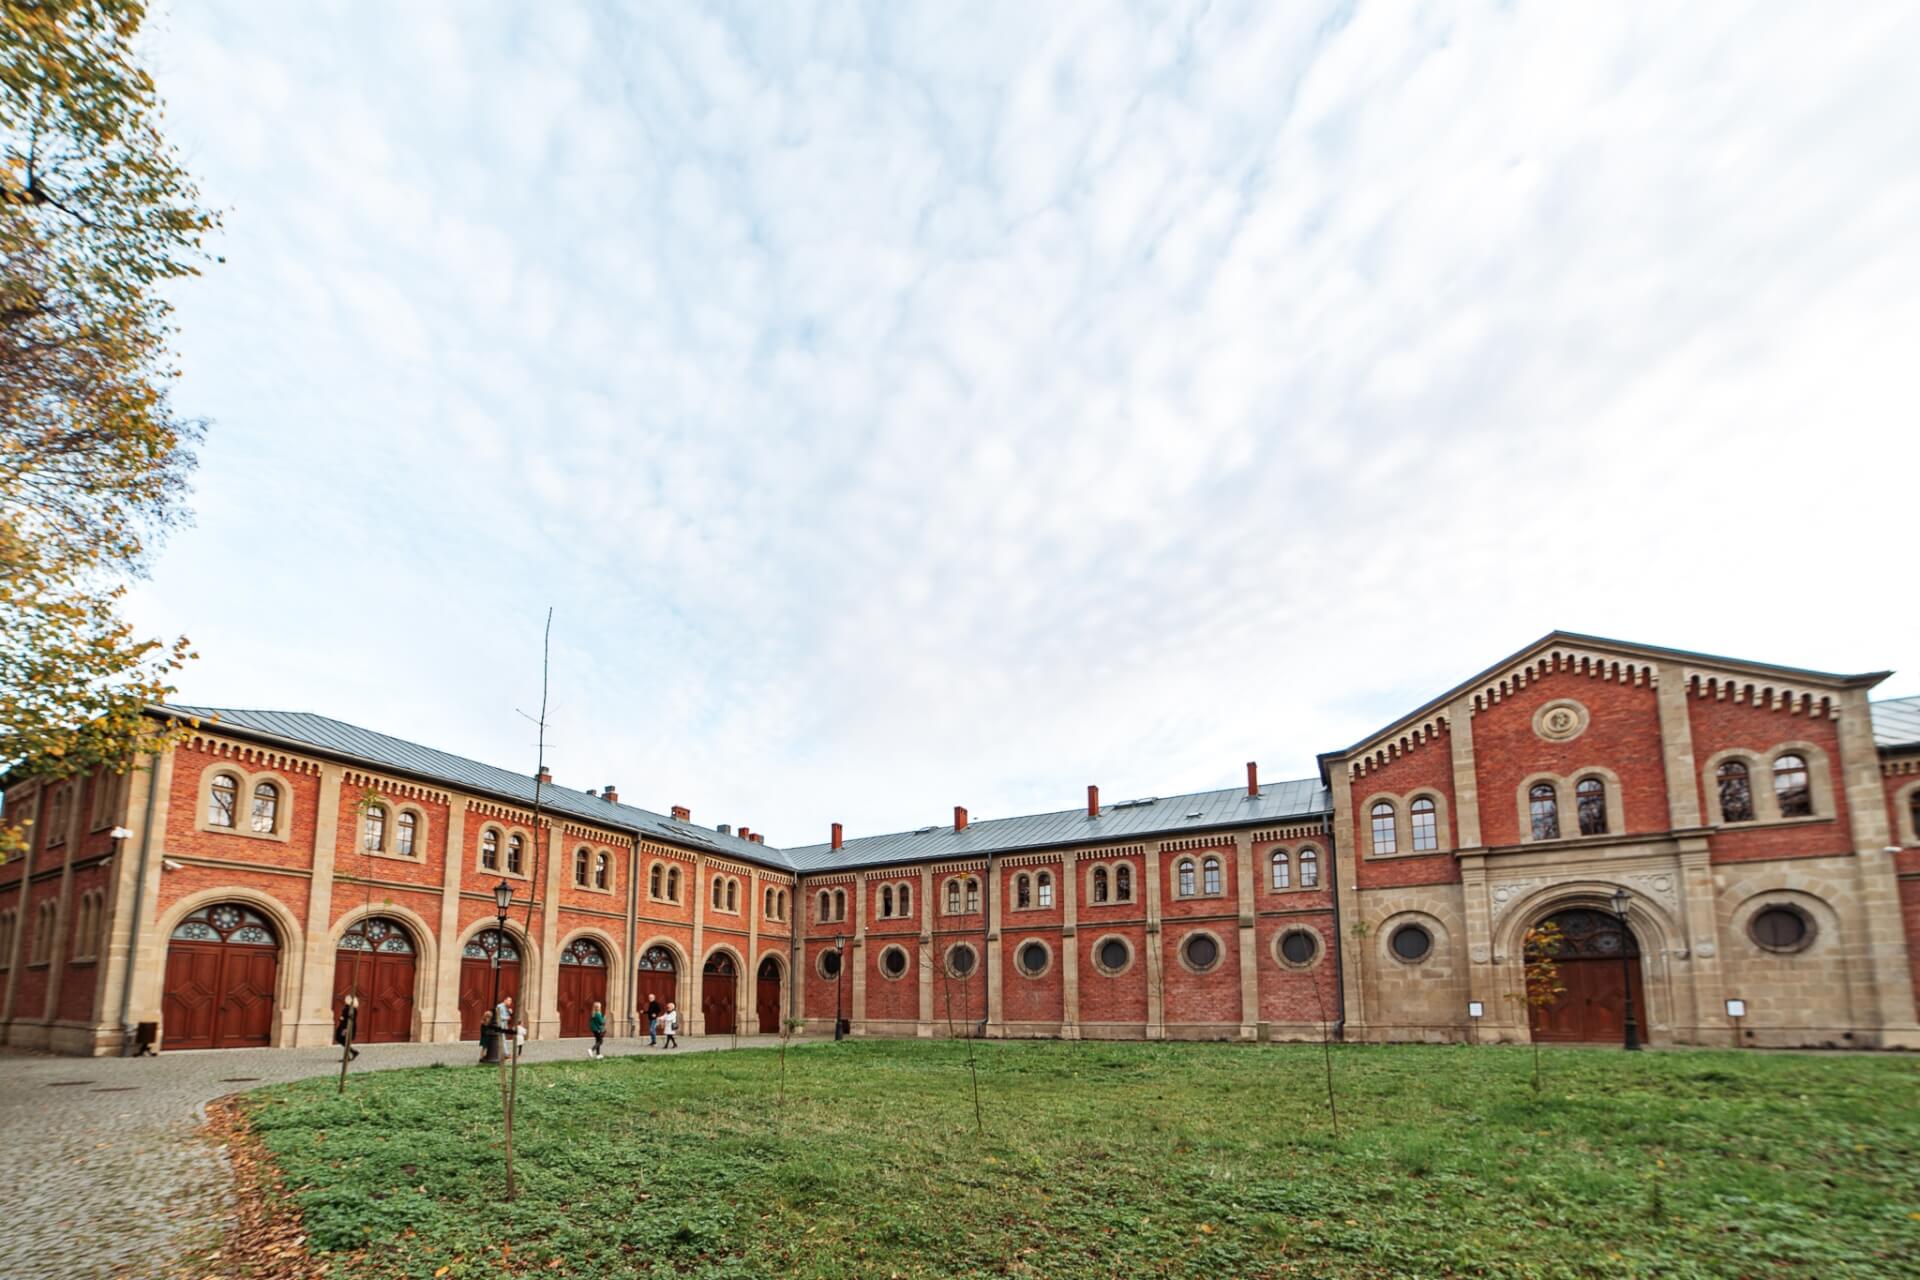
(1718, 760), (1755, 823)
(1037, 871), (1053, 908)
(881, 885), (894, 917)
(820, 890), (832, 922)
(1773, 754), (1811, 817)
(834, 888), (847, 921)
(898, 884), (911, 916)
(1529, 783), (1560, 840)
(1016, 873), (1031, 909)
(506, 834), (524, 874)
(1410, 797), (1438, 851)
(1298, 847), (1319, 888)
(1370, 801), (1396, 854)
(712, 877), (724, 909)
(650, 864), (663, 898)
(946, 879), (961, 914)
(1177, 859), (1196, 897)
(964, 878), (979, 913)
(726, 879), (738, 912)
(1092, 866), (1110, 903)
(364, 803), (387, 852)
(594, 852), (610, 890)
(1115, 864), (1132, 901)
(1911, 791), (1920, 843)
(779, 889), (789, 919)
(665, 867), (680, 901)
(575, 848), (591, 886)
(208, 774), (238, 828)
(481, 829), (500, 870)
(1202, 857), (1222, 895)
(1576, 778), (1607, 835)
(250, 781), (279, 834)
(1271, 850), (1290, 890)
(395, 810), (417, 857)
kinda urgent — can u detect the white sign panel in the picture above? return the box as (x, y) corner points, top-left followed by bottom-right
(1725, 998), (1747, 1019)
(1467, 1001), (1484, 1018)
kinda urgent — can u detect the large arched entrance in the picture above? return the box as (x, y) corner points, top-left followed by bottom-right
(756, 955), (783, 1033)
(163, 904), (280, 1049)
(702, 951), (738, 1035)
(557, 937), (610, 1037)
(1529, 907), (1648, 1045)
(332, 916), (418, 1043)
(459, 928), (522, 1039)
(636, 944), (677, 1030)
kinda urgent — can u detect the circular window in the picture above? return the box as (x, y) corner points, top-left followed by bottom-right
(817, 949), (843, 980)
(1749, 905), (1812, 953)
(1181, 932), (1221, 973)
(879, 946), (909, 979)
(1390, 924), (1433, 963)
(1276, 928), (1320, 968)
(946, 943), (977, 977)
(1093, 935), (1132, 975)
(1017, 940), (1050, 977)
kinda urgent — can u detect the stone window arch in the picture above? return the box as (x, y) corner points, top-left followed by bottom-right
(818, 889), (833, 923)
(394, 808), (420, 857)
(833, 887), (847, 921)
(1091, 865), (1110, 903)
(0, 907), (15, 969)
(1201, 856), (1223, 896)
(725, 878), (739, 913)
(964, 877), (979, 913)
(1364, 790), (1454, 856)
(1702, 744), (1835, 826)
(1893, 778), (1920, 847)
(649, 863), (664, 900)
(1176, 859), (1197, 897)
(944, 877), (961, 914)
(207, 771), (240, 828)
(1710, 754), (1758, 824)
(1270, 849), (1291, 890)
(505, 832), (527, 876)
(1409, 796), (1439, 851)
(1528, 782), (1560, 840)
(1115, 863), (1132, 901)
(944, 942), (978, 978)
(1036, 871), (1053, 908)
(31, 899), (58, 965)
(712, 875), (724, 910)
(575, 847), (593, 887)
(594, 851), (612, 891)
(364, 802), (389, 853)
(479, 826), (502, 872)
(1015, 872), (1032, 909)
(1772, 753), (1811, 817)
(1369, 800), (1397, 854)
(896, 882), (911, 916)
(1298, 846), (1320, 888)
(880, 884), (895, 917)
(1575, 777), (1608, 835)
(249, 780), (281, 835)
(197, 765), (291, 843)
(71, 889), (105, 962)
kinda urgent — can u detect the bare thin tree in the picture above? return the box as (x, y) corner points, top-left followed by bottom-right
(500, 608), (554, 1200)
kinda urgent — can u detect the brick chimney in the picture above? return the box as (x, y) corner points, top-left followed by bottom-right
(1087, 784), (1100, 817)
(831, 822), (844, 850)
(750, 833), (764, 844)
(671, 804), (690, 823)
(536, 766), (552, 785)
(739, 826), (752, 842)
(1246, 761), (1259, 797)
(603, 783), (619, 805)
(954, 806), (968, 832)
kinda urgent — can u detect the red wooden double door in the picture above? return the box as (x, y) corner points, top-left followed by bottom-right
(556, 937), (609, 1037)
(162, 904), (281, 1050)
(1528, 908), (1649, 1045)
(330, 916), (418, 1044)
(459, 928), (522, 1040)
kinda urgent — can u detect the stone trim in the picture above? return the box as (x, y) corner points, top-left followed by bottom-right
(1012, 936), (1054, 978)
(1892, 778), (1920, 847)
(341, 769), (449, 805)
(473, 821), (537, 882)
(1273, 926), (1325, 970)
(1349, 714), (1449, 779)
(1510, 766), (1627, 843)
(1172, 926), (1226, 975)
(186, 732), (324, 776)
(1359, 789), (1454, 857)
(1699, 741), (1837, 827)
(356, 796), (430, 862)
(1088, 932), (1135, 976)
(192, 762), (293, 845)
(1685, 671), (1840, 719)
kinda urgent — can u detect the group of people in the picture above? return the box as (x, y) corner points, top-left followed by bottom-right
(337, 991), (687, 1064)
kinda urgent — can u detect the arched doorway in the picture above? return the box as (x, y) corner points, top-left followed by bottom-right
(163, 903), (280, 1049)
(332, 916), (417, 1043)
(636, 944), (677, 1027)
(557, 937), (609, 1037)
(756, 955), (783, 1033)
(702, 952), (737, 1035)
(459, 928), (522, 1039)
(1529, 907), (1648, 1044)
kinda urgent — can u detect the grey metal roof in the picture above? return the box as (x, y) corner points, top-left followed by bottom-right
(783, 777), (1331, 873)
(1873, 695), (1920, 749)
(158, 706), (790, 869)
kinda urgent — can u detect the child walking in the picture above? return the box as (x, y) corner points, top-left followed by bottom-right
(588, 1001), (606, 1059)
(659, 1001), (679, 1049)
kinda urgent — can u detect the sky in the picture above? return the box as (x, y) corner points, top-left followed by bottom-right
(127, 1), (1920, 848)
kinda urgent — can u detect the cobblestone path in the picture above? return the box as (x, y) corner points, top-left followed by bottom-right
(0, 1034), (799, 1280)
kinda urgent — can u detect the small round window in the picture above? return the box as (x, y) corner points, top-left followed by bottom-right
(1094, 936), (1132, 975)
(946, 943), (977, 977)
(879, 946), (909, 979)
(1390, 924), (1433, 963)
(1749, 905), (1812, 953)
(818, 949), (842, 979)
(1277, 929), (1320, 968)
(1182, 933), (1220, 973)
(1017, 941), (1049, 977)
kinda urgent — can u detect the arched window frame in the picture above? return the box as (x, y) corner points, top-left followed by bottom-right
(1201, 856), (1222, 896)
(944, 878), (962, 915)
(1362, 791), (1453, 857)
(1528, 781), (1560, 841)
(1409, 796), (1439, 851)
(665, 866), (681, 902)
(197, 765), (292, 843)
(1298, 846), (1320, 888)
(208, 772), (239, 829)
(31, 899), (58, 965)
(575, 847), (593, 887)
(392, 806), (422, 859)
(1894, 779), (1920, 848)
(712, 876), (724, 910)
(725, 878), (739, 913)
(1369, 800), (1397, 855)
(479, 826), (502, 872)
(594, 851), (612, 891)
(505, 832), (527, 877)
(1015, 873), (1032, 910)
(1575, 776), (1608, 836)
(648, 862), (663, 901)
(362, 802), (388, 852)
(880, 884), (895, 918)
(964, 877), (980, 914)
(896, 882), (912, 917)
(819, 890), (833, 923)
(1176, 859), (1197, 898)
(1772, 753), (1812, 818)
(0, 907), (15, 970)
(1091, 865), (1110, 903)
(1036, 871), (1053, 908)
(1270, 849), (1291, 890)
(1701, 745), (1835, 827)
(834, 888), (848, 921)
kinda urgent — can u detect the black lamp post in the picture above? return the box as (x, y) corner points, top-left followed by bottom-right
(1610, 887), (1640, 1051)
(833, 933), (846, 1041)
(490, 879), (513, 1036)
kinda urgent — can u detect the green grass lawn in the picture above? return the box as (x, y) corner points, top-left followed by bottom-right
(241, 1039), (1920, 1279)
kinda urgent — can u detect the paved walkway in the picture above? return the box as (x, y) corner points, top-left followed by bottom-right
(0, 1034), (804, 1280)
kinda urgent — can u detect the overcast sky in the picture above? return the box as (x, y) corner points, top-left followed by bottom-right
(129, 2), (1920, 847)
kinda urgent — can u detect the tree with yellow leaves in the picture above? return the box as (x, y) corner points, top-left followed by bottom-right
(2, 2), (217, 856)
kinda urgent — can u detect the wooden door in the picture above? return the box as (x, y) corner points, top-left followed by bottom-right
(702, 954), (737, 1035)
(333, 917), (418, 1043)
(1528, 908), (1648, 1044)
(459, 958), (520, 1039)
(162, 904), (280, 1050)
(556, 940), (610, 1037)
(756, 957), (782, 1033)
(636, 947), (677, 1025)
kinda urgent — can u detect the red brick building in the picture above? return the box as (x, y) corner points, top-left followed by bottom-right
(4, 632), (1917, 1055)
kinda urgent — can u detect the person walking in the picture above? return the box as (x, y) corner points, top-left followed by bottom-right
(478, 1009), (496, 1063)
(333, 994), (360, 1061)
(589, 1001), (606, 1060)
(645, 992), (661, 1045)
(659, 1001), (679, 1050)
(514, 1014), (528, 1060)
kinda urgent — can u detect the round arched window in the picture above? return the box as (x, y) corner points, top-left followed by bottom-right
(1017, 941), (1049, 977)
(1277, 929), (1319, 968)
(1094, 936), (1132, 975)
(1182, 933), (1220, 972)
(1390, 924), (1433, 962)
(1749, 905), (1812, 953)
(946, 944), (978, 977)
(879, 946), (909, 979)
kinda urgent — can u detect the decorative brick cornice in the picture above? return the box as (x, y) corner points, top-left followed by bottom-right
(927, 859), (989, 876)
(638, 841), (699, 865)
(1349, 714), (1449, 779)
(467, 799), (538, 826)
(1685, 670), (1840, 719)
(798, 870), (860, 887)
(187, 733), (323, 776)
(342, 770), (449, 805)
(1883, 758), (1919, 778)
(704, 856), (755, 878)
(998, 852), (1064, 869)
(1250, 824), (1328, 844)
(559, 821), (632, 847)
(1159, 834), (1237, 854)
(1469, 647), (1656, 716)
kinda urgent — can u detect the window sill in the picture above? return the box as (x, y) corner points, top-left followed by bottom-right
(480, 866), (534, 882)
(200, 825), (292, 846)
(1714, 814), (1834, 832)
(1364, 848), (1449, 860)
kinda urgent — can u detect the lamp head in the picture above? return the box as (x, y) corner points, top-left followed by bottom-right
(493, 879), (514, 915)
(1609, 887), (1631, 919)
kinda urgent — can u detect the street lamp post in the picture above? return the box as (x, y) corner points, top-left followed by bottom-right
(833, 934), (846, 1041)
(1610, 887), (1640, 1051)
(489, 880), (513, 1058)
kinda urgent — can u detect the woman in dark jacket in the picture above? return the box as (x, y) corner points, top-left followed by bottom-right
(333, 995), (360, 1060)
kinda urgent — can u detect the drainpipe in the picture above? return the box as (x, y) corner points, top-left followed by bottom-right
(118, 752), (164, 1051)
(1324, 815), (1346, 1041)
(624, 846), (639, 1039)
(979, 851), (993, 1038)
